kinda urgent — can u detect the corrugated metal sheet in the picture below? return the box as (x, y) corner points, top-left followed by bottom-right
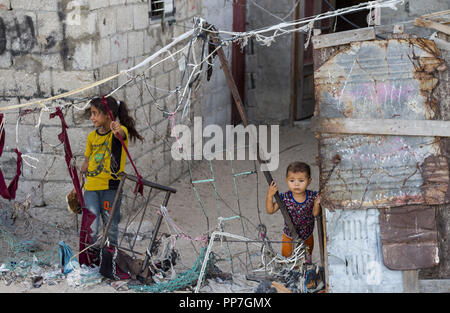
(314, 39), (448, 210)
(326, 209), (404, 292)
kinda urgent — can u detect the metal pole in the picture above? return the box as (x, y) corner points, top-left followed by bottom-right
(140, 191), (172, 273)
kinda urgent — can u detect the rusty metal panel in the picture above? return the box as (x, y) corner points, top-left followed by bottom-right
(326, 209), (404, 292)
(314, 38), (448, 210)
(379, 205), (439, 270)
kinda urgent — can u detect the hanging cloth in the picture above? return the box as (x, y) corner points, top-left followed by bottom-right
(0, 113), (22, 201)
(101, 96), (144, 195)
(49, 107), (85, 207)
(49, 107), (96, 266)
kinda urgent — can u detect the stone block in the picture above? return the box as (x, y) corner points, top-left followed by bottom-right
(148, 106), (161, 133)
(96, 63), (118, 94)
(67, 127), (91, 156)
(40, 53), (65, 70)
(110, 0), (127, 6)
(98, 63), (118, 79)
(126, 0), (141, 5)
(73, 106), (92, 126)
(0, 70), (38, 97)
(127, 30), (144, 58)
(133, 2), (149, 30)
(4, 123), (41, 154)
(21, 153), (68, 182)
(152, 70), (170, 99)
(0, 69), (20, 96)
(134, 151), (151, 174)
(14, 180), (45, 207)
(139, 124), (154, 149)
(97, 6), (117, 37)
(42, 181), (73, 208)
(49, 70), (96, 97)
(0, 50), (12, 68)
(116, 4), (133, 32)
(0, 150), (25, 178)
(39, 126), (65, 153)
(40, 124), (91, 155)
(93, 37), (111, 68)
(65, 9), (97, 40)
(156, 118), (169, 141)
(0, 0), (10, 10)
(124, 83), (142, 108)
(131, 103), (150, 131)
(143, 29), (155, 55)
(1, 103), (20, 126)
(36, 11), (61, 38)
(110, 32), (128, 63)
(88, 0), (110, 11)
(72, 40), (93, 70)
(117, 57), (134, 85)
(168, 67), (183, 92)
(133, 55), (149, 76)
(9, 0), (59, 11)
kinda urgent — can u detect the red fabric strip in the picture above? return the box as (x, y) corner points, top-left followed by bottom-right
(0, 113), (23, 201)
(49, 107), (96, 266)
(49, 107), (85, 207)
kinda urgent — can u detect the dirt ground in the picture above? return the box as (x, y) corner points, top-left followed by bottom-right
(0, 122), (320, 293)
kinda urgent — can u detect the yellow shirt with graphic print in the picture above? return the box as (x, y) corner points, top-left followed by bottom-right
(84, 126), (128, 191)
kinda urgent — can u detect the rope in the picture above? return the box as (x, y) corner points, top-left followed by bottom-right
(158, 205), (209, 245)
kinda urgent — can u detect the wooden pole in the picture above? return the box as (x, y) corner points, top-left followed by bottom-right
(209, 29), (299, 241)
(289, 0), (300, 127)
(231, 0), (246, 125)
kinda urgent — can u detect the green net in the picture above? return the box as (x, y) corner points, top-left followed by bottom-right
(129, 246), (215, 293)
(0, 225), (58, 270)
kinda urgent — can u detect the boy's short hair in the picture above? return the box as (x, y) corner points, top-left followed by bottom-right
(286, 161), (311, 178)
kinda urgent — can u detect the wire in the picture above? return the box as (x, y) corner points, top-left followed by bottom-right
(322, 0), (386, 40)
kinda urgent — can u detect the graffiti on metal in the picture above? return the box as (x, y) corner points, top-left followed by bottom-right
(314, 38), (448, 210)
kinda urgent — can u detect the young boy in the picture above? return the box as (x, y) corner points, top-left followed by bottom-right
(266, 161), (320, 260)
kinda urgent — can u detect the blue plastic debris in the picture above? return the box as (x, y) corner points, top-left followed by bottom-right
(58, 241), (80, 274)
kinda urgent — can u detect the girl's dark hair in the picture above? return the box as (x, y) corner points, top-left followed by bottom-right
(90, 96), (144, 142)
(286, 161), (311, 178)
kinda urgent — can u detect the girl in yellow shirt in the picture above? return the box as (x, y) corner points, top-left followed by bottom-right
(80, 96), (143, 247)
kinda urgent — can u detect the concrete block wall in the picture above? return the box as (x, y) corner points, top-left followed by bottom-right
(0, 0), (233, 228)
